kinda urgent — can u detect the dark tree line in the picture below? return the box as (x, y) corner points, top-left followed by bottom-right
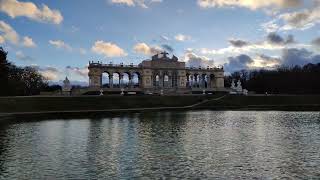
(226, 63), (320, 94)
(0, 47), (49, 96)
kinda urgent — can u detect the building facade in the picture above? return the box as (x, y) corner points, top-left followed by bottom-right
(88, 52), (225, 94)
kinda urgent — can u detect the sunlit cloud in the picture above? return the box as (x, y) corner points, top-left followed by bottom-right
(0, 0), (63, 24)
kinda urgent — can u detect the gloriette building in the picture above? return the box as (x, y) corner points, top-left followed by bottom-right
(88, 52), (225, 94)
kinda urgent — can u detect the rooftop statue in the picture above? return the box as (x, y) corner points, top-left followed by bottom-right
(151, 51), (178, 61)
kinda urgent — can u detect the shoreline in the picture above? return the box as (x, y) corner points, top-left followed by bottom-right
(1, 104), (320, 119)
(1, 95), (320, 119)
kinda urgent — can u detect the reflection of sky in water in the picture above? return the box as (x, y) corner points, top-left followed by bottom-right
(0, 111), (320, 179)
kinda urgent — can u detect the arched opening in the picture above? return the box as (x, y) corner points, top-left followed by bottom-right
(202, 74), (208, 88)
(132, 72), (140, 88)
(194, 74), (200, 88)
(163, 74), (170, 88)
(154, 74), (160, 87)
(112, 72), (120, 88)
(122, 72), (130, 88)
(102, 72), (110, 88)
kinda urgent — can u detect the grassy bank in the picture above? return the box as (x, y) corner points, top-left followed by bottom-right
(0, 95), (320, 115)
(0, 95), (208, 113)
(198, 95), (320, 111)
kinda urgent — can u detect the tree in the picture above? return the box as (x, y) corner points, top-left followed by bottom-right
(0, 47), (10, 95)
(0, 47), (49, 96)
(226, 63), (320, 94)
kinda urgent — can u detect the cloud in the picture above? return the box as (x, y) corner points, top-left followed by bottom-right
(133, 42), (162, 55)
(197, 0), (302, 10)
(249, 54), (281, 69)
(262, 3), (320, 32)
(66, 66), (89, 78)
(0, 0), (63, 24)
(49, 40), (72, 51)
(160, 35), (170, 41)
(182, 50), (215, 68)
(15, 51), (35, 62)
(223, 48), (320, 73)
(228, 39), (250, 47)
(32, 66), (60, 81)
(311, 37), (320, 47)
(266, 32), (295, 45)
(0, 20), (36, 48)
(0, 35), (4, 44)
(224, 54), (254, 72)
(175, 34), (192, 42)
(32, 65), (89, 83)
(22, 36), (36, 47)
(92, 40), (127, 57)
(282, 48), (320, 66)
(200, 33), (298, 57)
(0, 20), (19, 44)
(109, 0), (162, 8)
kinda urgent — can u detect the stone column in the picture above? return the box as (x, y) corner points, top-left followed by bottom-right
(202, 75), (206, 88)
(159, 75), (163, 88)
(129, 74), (133, 88)
(109, 75), (113, 88)
(190, 76), (194, 88)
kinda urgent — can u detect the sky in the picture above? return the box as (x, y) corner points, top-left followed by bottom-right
(1, 0), (320, 85)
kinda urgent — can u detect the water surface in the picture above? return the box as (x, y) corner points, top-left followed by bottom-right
(0, 111), (320, 179)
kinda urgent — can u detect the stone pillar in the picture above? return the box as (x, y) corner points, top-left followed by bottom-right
(202, 75), (206, 88)
(194, 75), (198, 88)
(129, 74), (133, 88)
(190, 76), (194, 88)
(109, 75), (113, 88)
(159, 75), (163, 88)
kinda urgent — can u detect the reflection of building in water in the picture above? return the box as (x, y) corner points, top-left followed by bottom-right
(88, 52), (225, 94)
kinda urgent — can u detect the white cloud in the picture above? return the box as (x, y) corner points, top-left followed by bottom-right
(0, 20), (19, 44)
(248, 54), (281, 69)
(66, 66), (89, 78)
(0, 35), (4, 44)
(262, 3), (320, 32)
(133, 42), (163, 55)
(0, 21), (37, 48)
(15, 51), (34, 62)
(110, 0), (162, 8)
(200, 33), (300, 57)
(92, 40), (127, 57)
(0, 0), (63, 24)
(49, 40), (72, 51)
(22, 36), (36, 47)
(181, 49), (215, 68)
(197, 0), (302, 10)
(175, 34), (192, 42)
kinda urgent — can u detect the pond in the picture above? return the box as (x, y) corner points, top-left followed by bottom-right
(0, 111), (319, 179)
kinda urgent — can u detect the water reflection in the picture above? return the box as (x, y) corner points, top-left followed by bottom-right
(0, 111), (320, 179)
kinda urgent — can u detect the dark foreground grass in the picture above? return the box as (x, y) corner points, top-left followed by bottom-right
(0, 95), (208, 113)
(199, 95), (320, 110)
(1, 95), (320, 114)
